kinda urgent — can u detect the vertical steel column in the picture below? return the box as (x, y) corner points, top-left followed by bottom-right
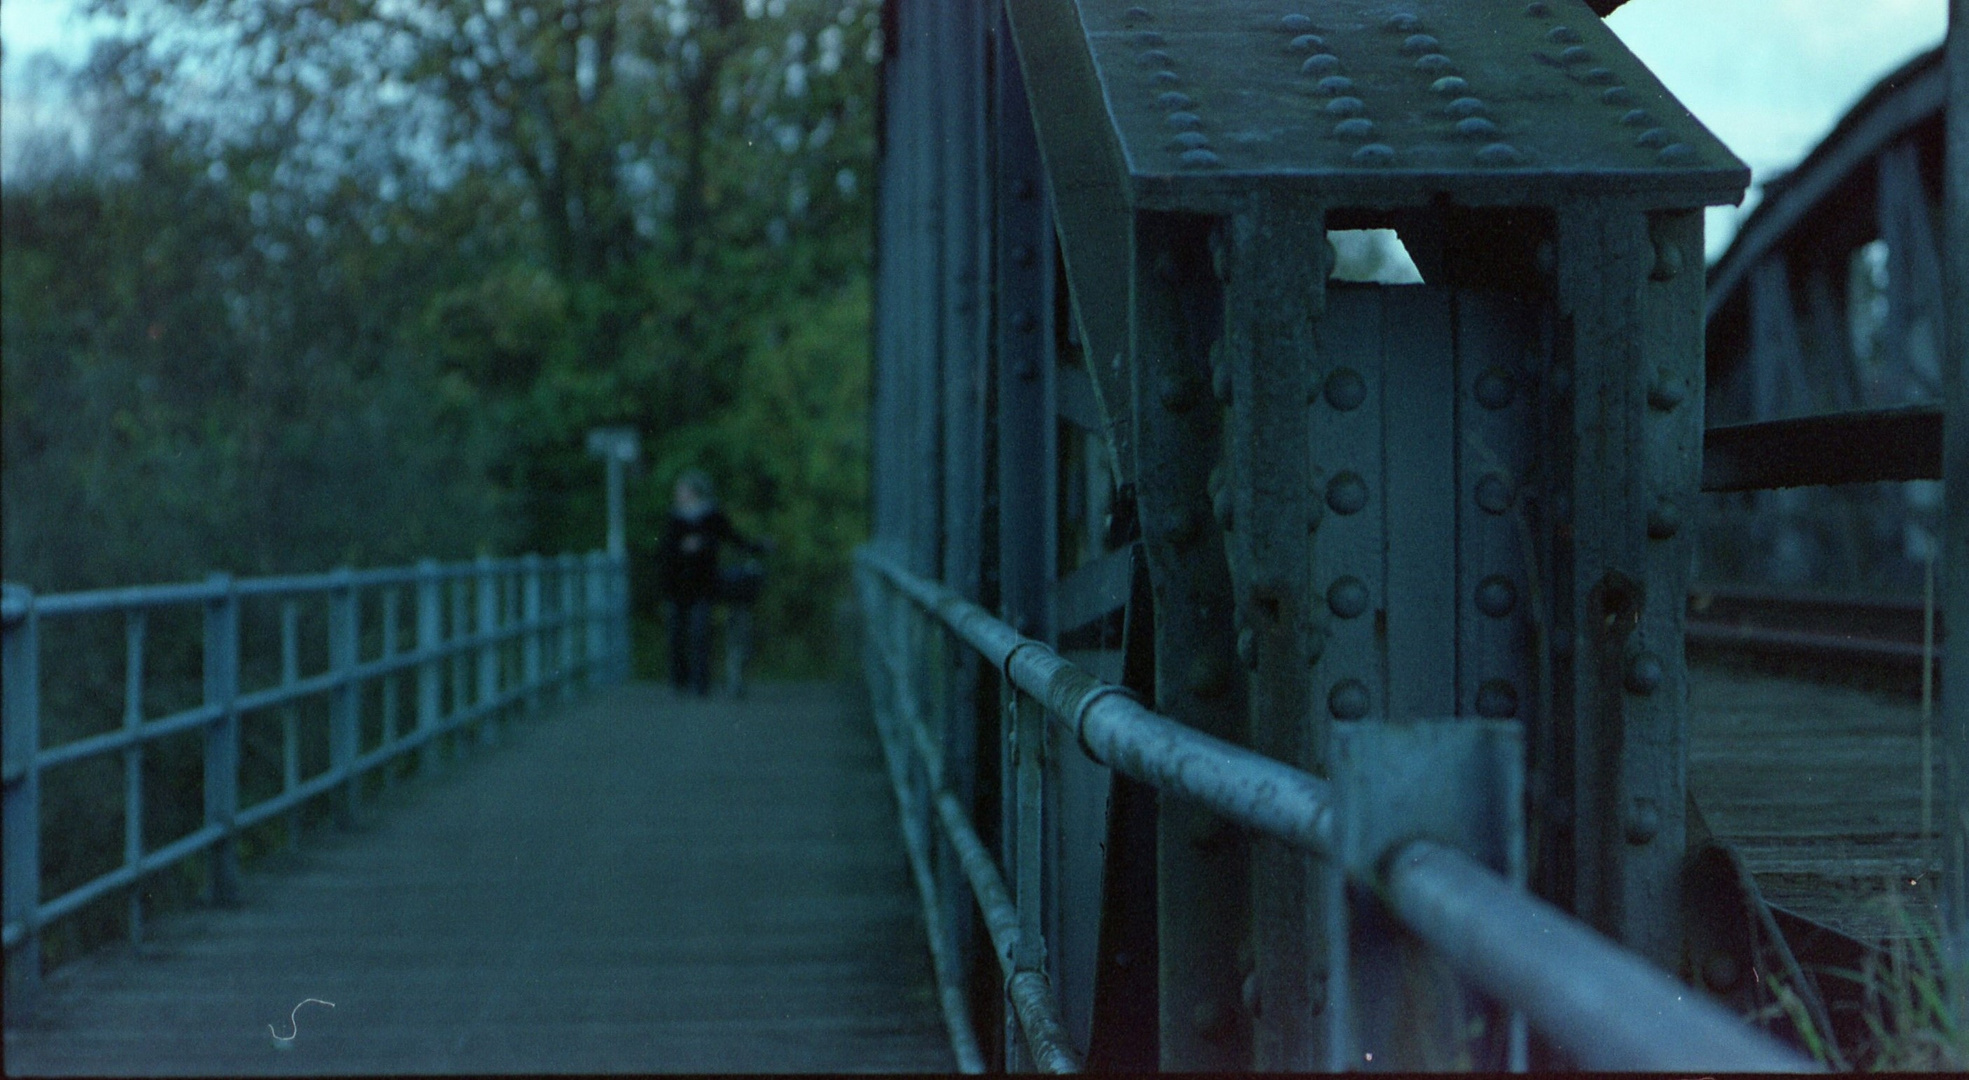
(415, 561), (444, 773)
(477, 555), (500, 745)
(123, 611), (145, 943)
(1132, 211), (1249, 1070)
(585, 552), (608, 687)
(202, 573), (240, 906)
(4, 585), (40, 1013)
(558, 554), (579, 700)
(328, 568), (360, 829)
(450, 570), (471, 741)
(524, 555), (544, 713)
(281, 599), (302, 843)
(1941, 0), (1969, 1002)
(1552, 203), (1700, 970)
(1220, 194), (1322, 1068)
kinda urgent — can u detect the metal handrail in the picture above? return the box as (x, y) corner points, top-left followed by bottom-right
(2, 552), (632, 985)
(856, 546), (1815, 1072)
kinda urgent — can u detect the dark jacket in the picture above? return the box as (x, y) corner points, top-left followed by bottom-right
(658, 506), (758, 602)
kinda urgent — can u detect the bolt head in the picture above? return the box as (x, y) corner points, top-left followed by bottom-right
(1324, 368), (1367, 410)
(1280, 13), (1316, 33)
(1431, 76), (1470, 97)
(1301, 53), (1342, 76)
(1623, 799), (1661, 845)
(1327, 576), (1370, 619)
(1328, 679), (1371, 719)
(1475, 575), (1517, 618)
(1648, 370), (1687, 410)
(1326, 472), (1369, 515)
(1475, 473), (1514, 515)
(1646, 500), (1681, 540)
(1474, 366), (1515, 409)
(1626, 651), (1665, 694)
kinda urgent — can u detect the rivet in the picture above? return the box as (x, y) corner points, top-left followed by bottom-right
(1456, 116), (1500, 139)
(1646, 499), (1681, 540)
(1318, 75), (1356, 96)
(1179, 148), (1222, 168)
(1188, 653), (1231, 699)
(1213, 486), (1235, 531)
(1626, 651), (1665, 695)
(1351, 143), (1395, 166)
(1013, 311), (1036, 333)
(1012, 243), (1036, 267)
(1152, 70), (1182, 86)
(1212, 360), (1234, 404)
(1136, 31), (1167, 47)
(1301, 53), (1343, 76)
(1287, 33), (1326, 52)
(1623, 799), (1660, 845)
(1474, 366), (1514, 409)
(1327, 577), (1370, 619)
(1475, 143), (1524, 167)
(1580, 67), (1615, 84)
(1158, 374), (1200, 411)
(1237, 627), (1257, 670)
(1648, 370), (1687, 411)
(1600, 86), (1632, 105)
(1325, 96), (1365, 117)
(1157, 91), (1195, 110)
(1401, 33), (1441, 55)
(1324, 368), (1366, 410)
(1430, 76), (1470, 96)
(1172, 130), (1211, 149)
(1280, 13), (1316, 33)
(1546, 25), (1581, 43)
(1658, 143), (1700, 166)
(1415, 53), (1455, 74)
(1634, 127), (1671, 149)
(1650, 235), (1683, 281)
(1524, 1), (1551, 15)
(1475, 472), (1514, 515)
(1476, 575), (1518, 618)
(1446, 96), (1487, 118)
(1332, 118), (1376, 141)
(1326, 472), (1369, 515)
(1328, 680), (1371, 719)
(1166, 111), (1202, 130)
(1124, 6), (1154, 23)
(1139, 49), (1174, 68)
(1560, 45), (1592, 65)
(1384, 14), (1422, 34)
(1476, 679), (1519, 718)
(1620, 109), (1656, 127)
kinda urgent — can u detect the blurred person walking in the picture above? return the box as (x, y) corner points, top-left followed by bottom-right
(657, 470), (767, 696)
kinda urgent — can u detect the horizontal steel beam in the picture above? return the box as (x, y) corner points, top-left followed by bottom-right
(1701, 406), (1944, 490)
(856, 547), (1815, 1072)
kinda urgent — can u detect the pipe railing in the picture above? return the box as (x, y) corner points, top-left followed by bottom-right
(855, 546), (1816, 1073)
(2, 552), (630, 1003)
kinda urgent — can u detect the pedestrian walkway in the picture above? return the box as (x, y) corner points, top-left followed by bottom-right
(3, 682), (953, 1075)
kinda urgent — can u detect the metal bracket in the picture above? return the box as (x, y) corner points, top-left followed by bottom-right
(1325, 718), (1526, 1072)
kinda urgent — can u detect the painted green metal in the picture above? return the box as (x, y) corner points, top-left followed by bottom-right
(1942, 0), (1968, 1008)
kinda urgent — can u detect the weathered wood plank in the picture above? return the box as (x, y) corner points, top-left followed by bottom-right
(3, 683), (954, 1075)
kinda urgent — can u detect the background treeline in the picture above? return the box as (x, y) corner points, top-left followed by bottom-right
(4, 0), (879, 680)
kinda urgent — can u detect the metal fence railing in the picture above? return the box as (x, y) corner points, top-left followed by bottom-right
(2, 552), (631, 1007)
(856, 546), (1815, 1073)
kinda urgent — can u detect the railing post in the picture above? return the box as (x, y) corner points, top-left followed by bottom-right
(416, 560), (444, 775)
(380, 587), (400, 793)
(280, 599), (301, 847)
(327, 567), (359, 829)
(4, 585), (42, 1014)
(585, 551), (607, 688)
(123, 610), (146, 945)
(523, 554), (543, 712)
(1011, 689), (1048, 1071)
(558, 553), (579, 701)
(202, 573), (240, 906)
(613, 550), (631, 682)
(476, 555), (500, 746)
(450, 568), (471, 750)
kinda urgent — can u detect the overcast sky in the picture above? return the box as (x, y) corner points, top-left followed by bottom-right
(1, 0), (1951, 257)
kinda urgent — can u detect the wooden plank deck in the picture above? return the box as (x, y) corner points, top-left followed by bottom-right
(1689, 663), (1945, 942)
(3, 682), (954, 1076)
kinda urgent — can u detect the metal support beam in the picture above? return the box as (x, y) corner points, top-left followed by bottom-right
(1940, 0), (1969, 1012)
(1131, 210), (1248, 1070)
(201, 574), (240, 906)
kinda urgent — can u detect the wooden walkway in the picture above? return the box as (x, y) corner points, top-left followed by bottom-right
(1689, 663), (1944, 942)
(2, 682), (954, 1075)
